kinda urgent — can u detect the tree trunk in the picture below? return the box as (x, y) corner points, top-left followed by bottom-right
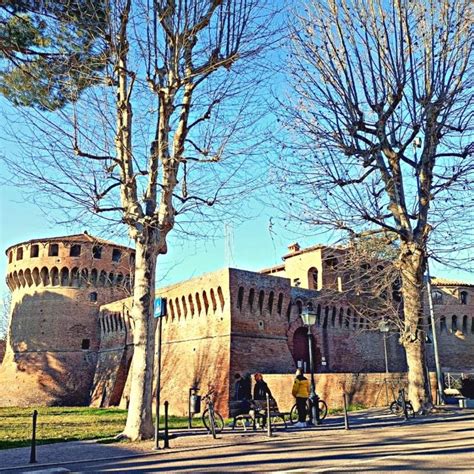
(122, 239), (156, 440)
(398, 242), (431, 411)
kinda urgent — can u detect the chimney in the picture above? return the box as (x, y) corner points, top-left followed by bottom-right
(288, 242), (300, 253)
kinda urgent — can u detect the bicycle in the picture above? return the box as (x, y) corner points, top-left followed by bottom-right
(389, 389), (415, 418)
(290, 397), (328, 424)
(201, 390), (224, 437)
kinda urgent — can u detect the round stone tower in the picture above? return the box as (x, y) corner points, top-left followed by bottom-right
(0, 232), (135, 406)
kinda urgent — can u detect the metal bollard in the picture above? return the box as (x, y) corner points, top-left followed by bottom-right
(343, 393), (350, 430)
(29, 410), (38, 464)
(401, 389), (409, 421)
(163, 401), (170, 448)
(266, 394), (272, 437)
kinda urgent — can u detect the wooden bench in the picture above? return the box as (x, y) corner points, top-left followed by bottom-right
(231, 399), (290, 430)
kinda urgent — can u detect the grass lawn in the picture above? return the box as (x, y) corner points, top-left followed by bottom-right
(0, 407), (200, 450)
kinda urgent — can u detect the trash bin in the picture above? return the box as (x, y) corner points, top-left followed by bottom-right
(190, 394), (201, 414)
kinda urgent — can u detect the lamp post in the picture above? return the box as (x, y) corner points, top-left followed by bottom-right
(378, 320), (390, 405)
(425, 258), (445, 405)
(301, 306), (320, 425)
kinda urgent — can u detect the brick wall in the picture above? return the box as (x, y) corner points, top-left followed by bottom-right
(261, 372), (438, 413)
(0, 235), (133, 407)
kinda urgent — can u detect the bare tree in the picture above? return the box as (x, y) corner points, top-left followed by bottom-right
(1, 0), (277, 439)
(277, 0), (473, 410)
(0, 291), (11, 340)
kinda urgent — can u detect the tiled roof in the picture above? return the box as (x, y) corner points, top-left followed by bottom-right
(431, 277), (474, 288)
(260, 263), (285, 274)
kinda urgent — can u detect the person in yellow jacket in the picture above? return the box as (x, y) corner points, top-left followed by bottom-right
(292, 369), (310, 427)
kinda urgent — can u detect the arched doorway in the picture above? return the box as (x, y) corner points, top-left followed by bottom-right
(292, 327), (321, 372)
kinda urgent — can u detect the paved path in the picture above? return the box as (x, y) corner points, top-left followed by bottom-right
(1, 408), (473, 473)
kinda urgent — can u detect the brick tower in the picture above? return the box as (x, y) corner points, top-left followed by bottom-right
(0, 232), (134, 406)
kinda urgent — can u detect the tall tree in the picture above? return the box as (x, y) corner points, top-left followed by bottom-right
(277, 0), (473, 410)
(0, 1), (108, 109)
(1, 0), (276, 439)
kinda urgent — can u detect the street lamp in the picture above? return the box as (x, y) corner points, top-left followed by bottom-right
(301, 306), (320, 425)
(378, 320), (390, 405)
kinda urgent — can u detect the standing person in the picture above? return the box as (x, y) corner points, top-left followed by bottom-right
(233, 373), (246, 401)
(253, 373), (273, 400)
(292, 369), (310, 428)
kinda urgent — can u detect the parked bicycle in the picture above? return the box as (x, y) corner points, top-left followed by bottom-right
(201, 389), (224, 437)
(290, 397), (328, 424)
(390, 389), (415, 418)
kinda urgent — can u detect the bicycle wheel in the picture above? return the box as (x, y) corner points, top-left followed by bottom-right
(318, 400), (328, 420)
(290, 403), (299, 424)
(307, 399), (327, 422)
(202, 409), (224, 433)
(390, 401), (402, 415)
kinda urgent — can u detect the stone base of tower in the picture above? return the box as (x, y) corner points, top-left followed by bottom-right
(0, 348), (97, 407)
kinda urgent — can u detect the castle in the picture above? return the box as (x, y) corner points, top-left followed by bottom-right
(1, 234), (473, 414)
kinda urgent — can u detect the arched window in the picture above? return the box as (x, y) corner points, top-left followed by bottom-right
(322, 307), (329, 328)
(188, 294), (195, 316)
(460, 291), (468, 305)
(308, 267), (319, 290)
(203, 291), (209, 314)
(268, 291), (274, 315)
(32, 268), (40, 286)
(432, 290), (443, 305)
(99, 270), (107, 286)
(296, 300), (303, 317)
(175, 298), (181, 319)
(60, 267), (69, 286)
(440, 316), (447, 332)
(331, 307), (337, 327)
(462, 315), (468, 333)
(48, 243), (59, 256)
(217, 287), (225, 310)
(210, 289), (217, 312)
(258, 290), (265, 314)
(277, 293), (284, 315)
(181, 296), (188, 317)
(90, 268), (98, 286)
(70, 244), (81, 257)
(345, 309), (351, 328)
(80, 268), (88, 287)
(71, 267), (80, 287)
(248, 288), (255, 311)
(195, 293), (202, 314)
(50, 267), (59, 286)
(40, 267), (50, 286)
(25, 269), (33, 287)
(452, 315), (458, 332)
(237, 287), (244, 311)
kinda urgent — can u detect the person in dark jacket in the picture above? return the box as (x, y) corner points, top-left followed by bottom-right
(253, 373), (273, 400)
(233, 373), (246, 401)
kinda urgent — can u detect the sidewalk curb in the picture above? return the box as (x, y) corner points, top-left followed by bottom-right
(1, 409), (472, 472)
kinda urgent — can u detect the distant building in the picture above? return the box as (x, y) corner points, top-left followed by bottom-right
(1, 236), (473, 413)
